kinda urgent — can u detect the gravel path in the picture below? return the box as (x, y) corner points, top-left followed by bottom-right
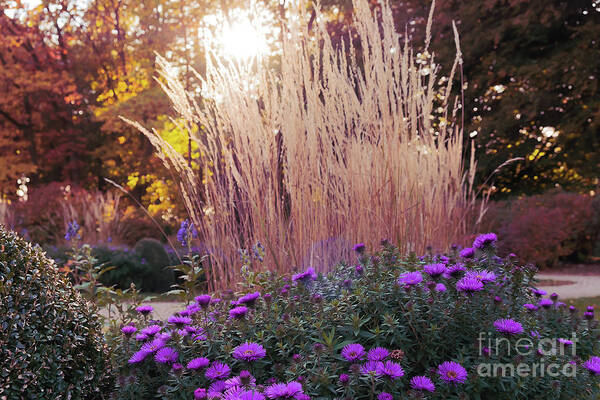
(536, 273), (600, 300)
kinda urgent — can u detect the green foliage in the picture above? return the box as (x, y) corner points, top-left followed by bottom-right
(134, 237), (175, 293)
(109, 240), (600, 399)
(0, 227), (113, 399)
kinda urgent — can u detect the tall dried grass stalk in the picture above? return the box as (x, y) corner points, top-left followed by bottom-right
(128, 0), (480, 290)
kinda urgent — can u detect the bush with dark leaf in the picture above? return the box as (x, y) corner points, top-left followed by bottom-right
(0, 227), (113, 399)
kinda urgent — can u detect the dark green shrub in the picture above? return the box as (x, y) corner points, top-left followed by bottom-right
(94, 245), (148, 290)
(134, 238), (174, 292)
(0, 227), (113, 399)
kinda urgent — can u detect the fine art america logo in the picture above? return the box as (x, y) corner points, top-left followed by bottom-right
(476, 332), (578, 378)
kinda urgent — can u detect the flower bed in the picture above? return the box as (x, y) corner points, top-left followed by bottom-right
(107, 234), (600, 399)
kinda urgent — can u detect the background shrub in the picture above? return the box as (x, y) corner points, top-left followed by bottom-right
(0, 227), (113, 399)
(133, 237), (174, 292)
(483, 191), (599, 267)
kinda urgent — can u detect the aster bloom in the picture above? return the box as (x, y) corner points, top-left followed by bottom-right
(524, 303), (538, 311)
(558, 338), (573, 346)
(264, 381), (304, 399)
(377, 393), (393, 400)
(238, 292), (261, 306)
(141, 324), (162, 336)
(569, 305), (577, 313)
(367, 347), (390, 361)
(292, 267), (317, 283)
(460, 247), (475, 259)
(424, 263), (447, 278)
(410, 375), (435, 392)
(465, 270), (496, 283)
(583, 356), (600, 375)
(353, 243), (366, 253)
(584, 311), (595, 320)
(456, 277), (484, 294)
(233, 342), (267, 362)
(229, 306), (249, 319)
(338, 374), (350, 385)
(188, 357), (211, 370)
(195, 294), (212, 308)
(361, 361), (384, 377)
(168, 315), (192, 328)
(531, 288), (547, 297)
(379, 361), (404, 380)
(206, 362), (231, 380)
(135, 333), (148, 341)
(141, 338), (166, 353)
(355, 265), (364, 275)
(208, 380), (227, 394)
(446, 263), (467, 277)
(172, 363), (183, 372)
(128, 349), (151, 364)
(587, 306), (595, 312)
(341, 343), (365, 362)
(121, 325), (137, 336)
(194, 388), (207, 400)
(136, 305), (154, 315)
(437, 361), (468, 384)
(539, 298), (554, 309)
(397, 271), (423, 288)
(494, 318), (524, 335)
(224, 371), (257, 389)
(472, 233), (498, 249)
(435, 283), (447, 292)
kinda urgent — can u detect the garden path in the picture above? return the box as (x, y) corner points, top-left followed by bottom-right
(537, 273), (600, 300)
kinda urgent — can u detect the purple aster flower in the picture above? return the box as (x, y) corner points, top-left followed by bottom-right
(186, 304), (201, 315)
(172, 363), (183, 372)
(339, 374), (350, 385)
(136, 305), (154, 315)
(397, 271), (423, 288)
(410, 375), (435, 392)
(229, 306), (249, 319)
(539, 298), (554, 309)
(377, 393), (393, 400)
(583, 356), (600, 375)
(233, 342), (267, 362)
(341, 343), (365, 362)
(238, 292), (261, 306)
(456, 277), (484, 294)
(141, 324), (162, 336)
(524, 303), (538, 311)
(531, 288), (547, 297)
(135, 333), (148, 341)
(121, 325), (137, 336)
(587, 306), (595, 312)
(550, 292), (559, 301)
(584, 311), (595, 320)
(423, 263), (447, 278)
(361, 361), (384, 376)
(355, 265), (364, 275)
(188, 357), (211, 370)
(206, 362), (231, 380)
(353, 243), (366, 254)
(140, 338), (166, 353)
(465, 270), (496, 283)
(209, 380), (227, 394)
(435, 283), (447, 292)
(379, 361), (404, 380)
(558, 338), (573, 346)
(367, 347), (390, 361)
(128, 349), (151, 364)
(472, 233), (497, 249)
(459, 247), (475, 259)
(224, 371), (256, 389)
(292, 267), (317, 283)
(264, 381), (304, 399)
(446, 263), (467, 277)
(168, 315), (192, 327)
(494, 318), (524, 335)
(437, 361), (468, 384)
(194, 388), (207, 399)
(195, 294), (212, 307)
(569, 305), (577, 313)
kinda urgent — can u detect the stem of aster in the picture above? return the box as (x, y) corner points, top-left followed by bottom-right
(370, 376), (375, 400)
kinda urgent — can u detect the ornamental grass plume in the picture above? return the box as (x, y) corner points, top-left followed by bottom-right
(128, 0), (480, 290)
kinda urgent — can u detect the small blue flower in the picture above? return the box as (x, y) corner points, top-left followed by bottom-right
(64, 221), (80, 241)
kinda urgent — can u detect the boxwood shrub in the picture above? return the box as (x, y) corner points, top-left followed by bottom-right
(0, 227), (113, 399)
